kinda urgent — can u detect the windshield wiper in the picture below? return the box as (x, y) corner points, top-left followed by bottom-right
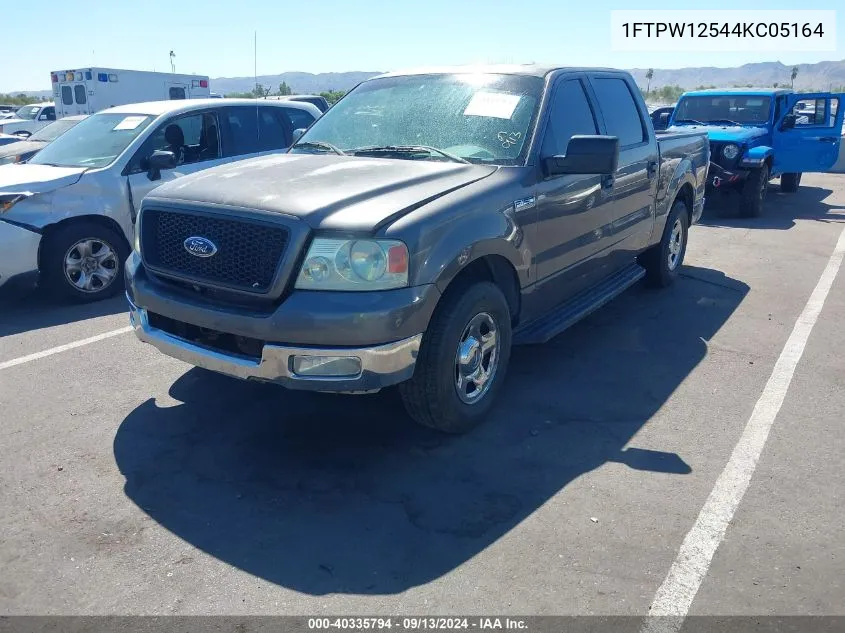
(709, 119), (742, 126)
(291, 140), (346, 156)
(351, 145), (470, 164)
(673, 118), (705, 125)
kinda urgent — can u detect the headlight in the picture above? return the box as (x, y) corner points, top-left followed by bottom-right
(722, 144), (740, 160)
(295, 238), (409, 291)
(0, 193), (29, 213)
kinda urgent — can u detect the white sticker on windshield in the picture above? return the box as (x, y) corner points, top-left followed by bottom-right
(113, 116), (146, 131)
(464, 92), (521, 119)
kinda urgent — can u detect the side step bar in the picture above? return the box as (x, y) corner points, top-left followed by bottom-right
(514, 262), (646, 345)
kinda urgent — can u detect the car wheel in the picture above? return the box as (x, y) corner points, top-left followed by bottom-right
(780, 172), (802, 193)
(739, 164), (769, 217)
(639, 198), (689, 288)
(42, 221), (129, 303)
(399, 280), (512, 434)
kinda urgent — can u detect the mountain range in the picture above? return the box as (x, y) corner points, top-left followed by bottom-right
(7, 60), (845, 97)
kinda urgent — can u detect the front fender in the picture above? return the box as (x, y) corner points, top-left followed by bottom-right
(652, 158), (697, 246)
(740, 145), (773, 168)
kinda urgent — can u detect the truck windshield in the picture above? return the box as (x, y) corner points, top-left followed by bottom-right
(291, 73), (544, 165)
(29, 113), (153, 169)
(14, 105), (41, 120)
(673, 96), (772, 125)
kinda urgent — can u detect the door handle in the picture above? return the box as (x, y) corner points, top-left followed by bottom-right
(819, 136), (837, 143)
(647, 160), (658, 177)
(601, 174), (615, 189)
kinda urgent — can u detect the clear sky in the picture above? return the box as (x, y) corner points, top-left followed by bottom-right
(1, 0), (842, 92)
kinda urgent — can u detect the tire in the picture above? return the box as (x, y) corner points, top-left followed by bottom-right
(739, 164), (769, 217)
(639, 198), (689, 288)
(399, 280), (512, 434)
(781, 172), (802, 193)
(42, 221), (129, 303)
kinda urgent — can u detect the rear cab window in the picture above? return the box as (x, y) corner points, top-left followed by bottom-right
(589, 76), (647, 147)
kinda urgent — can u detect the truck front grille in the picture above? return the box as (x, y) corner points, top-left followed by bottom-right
(141, 208), (289, 293)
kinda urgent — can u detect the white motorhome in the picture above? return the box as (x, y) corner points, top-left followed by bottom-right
(51, 68), (211, 118)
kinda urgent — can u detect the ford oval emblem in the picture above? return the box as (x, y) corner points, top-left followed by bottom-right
(183, 236), (218, 258)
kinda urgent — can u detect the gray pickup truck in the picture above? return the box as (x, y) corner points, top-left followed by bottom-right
(126, 65), (709, 433)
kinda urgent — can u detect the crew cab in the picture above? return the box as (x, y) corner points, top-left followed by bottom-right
(0, 98), (321, 299)
(126, 65), (709, 432)
(668, 88), (844, 216)
(0, 103), (57, 138)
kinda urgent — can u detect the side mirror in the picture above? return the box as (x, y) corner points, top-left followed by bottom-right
(146, 149), (176, 181)
(657, 112), (671, 129)
(780, 113), (797, 131)
(38, 114), (48, 121)
(291, 128), (306, 145)
(542, 135), (619, 178)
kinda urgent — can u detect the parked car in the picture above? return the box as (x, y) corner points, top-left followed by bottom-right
(668, 88), (845, 216)
(0, 115), (87, 166)
(265, 94), (331, 113)
(0, 98), (321, 299)
(0, 103), (56, 137)
(125, 65), (709, 432)
(0, 133), (21, 147)
(650, 105), (675, 131)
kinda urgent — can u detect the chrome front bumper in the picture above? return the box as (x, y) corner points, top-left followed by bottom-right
(128, 296), (422, 393)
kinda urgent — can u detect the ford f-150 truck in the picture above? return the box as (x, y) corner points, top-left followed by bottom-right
(127, 65), (709, 433)
(669, 88), (844, 217)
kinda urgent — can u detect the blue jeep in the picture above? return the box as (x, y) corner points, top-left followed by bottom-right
(668, 88), (844, 217)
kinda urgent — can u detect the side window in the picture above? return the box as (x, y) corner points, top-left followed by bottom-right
(282, 107), (315, 132)
(220, 106), (259, 157)
(591, 77), (647, 147)
(791, 98), (839, 127)
(169, 87), (186, 100)
(74, 85), (87, 105)
(541, 79), (598, 157)
(44, 107), (56, 120)
(130, 112), (221, 172)
(61, 86), (73, 106)
(258, 106), (291, 151)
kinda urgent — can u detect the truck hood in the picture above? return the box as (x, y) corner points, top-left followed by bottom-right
(0, 118), (27, 127)
(669, 124), (768, 144)
(148, 153), (499, 231)
(0, 163), (86, 194)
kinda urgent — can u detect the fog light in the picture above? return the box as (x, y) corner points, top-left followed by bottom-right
(291, 355), (362, 377)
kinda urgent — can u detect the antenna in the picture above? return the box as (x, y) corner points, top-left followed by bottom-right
(254, 31), (258, 96)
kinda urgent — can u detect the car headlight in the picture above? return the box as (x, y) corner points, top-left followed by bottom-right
(722, 144), (740, 160)
(0, 193), (29, 213)
(295, 238), (409, 291)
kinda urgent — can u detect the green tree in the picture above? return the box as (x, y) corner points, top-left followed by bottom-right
(645, 68), (654, 95)
(319, 90), (346, 105)
(791, 66), (799, 88)
(278, 81), (293, 96)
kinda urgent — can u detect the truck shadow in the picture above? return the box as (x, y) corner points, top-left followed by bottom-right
(701, 183), (844, 231)
(0, 288), (126, 338)
(113, 265), (748, 595)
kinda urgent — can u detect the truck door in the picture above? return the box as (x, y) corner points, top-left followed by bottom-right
(534, 75), (616, 306)
(72, 83), (91, 116)
(587, 74), (658, 259)
(773, 93), (844, 174)
(125, 111), (228, 223)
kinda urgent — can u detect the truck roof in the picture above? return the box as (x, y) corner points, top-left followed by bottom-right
(681, 88), (793, 97)
(374, 64), (624, 79)
(100, 98), (321, 117)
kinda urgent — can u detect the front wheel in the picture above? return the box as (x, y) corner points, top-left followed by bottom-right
(399, 281), (512, 434)
(781, 172), (802, 193)
(739, 164), (769, 217)
(42, 221), (129, 303)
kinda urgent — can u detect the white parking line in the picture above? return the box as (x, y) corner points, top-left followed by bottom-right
(641, 225), (845, 633)
(0, 326), (133, 371)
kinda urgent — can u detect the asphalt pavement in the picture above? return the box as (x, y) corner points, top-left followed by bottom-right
(0, 174), (843, 618)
